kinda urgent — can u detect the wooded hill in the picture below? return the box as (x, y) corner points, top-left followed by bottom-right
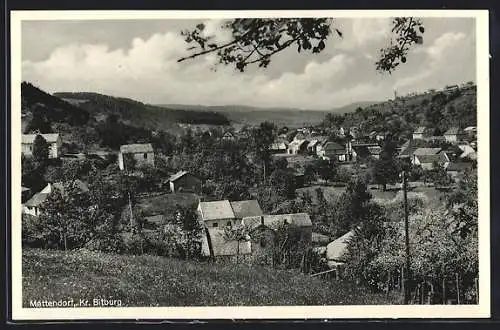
(324, 83), (477, 140)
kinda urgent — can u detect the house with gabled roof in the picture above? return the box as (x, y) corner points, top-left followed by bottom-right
(22, 180), (89, 217)
(287, 139), (309, 155)
(444, 127), (466, 143)
(412, 150), (450, 170)
(270, 140), (289, 154)
(412, 126), (431, 140)
(446, 162), (474, 181)
(318, 141), (348, 161)
(197, 199), (264, 229)
(22, 133), (62, 159)
(118, 143), (154, 171)
(168, 170), (201, 193)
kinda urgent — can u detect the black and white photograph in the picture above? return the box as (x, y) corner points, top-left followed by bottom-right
(10, 10), (490, 320)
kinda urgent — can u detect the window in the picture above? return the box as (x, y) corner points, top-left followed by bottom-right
(260, 237), (267, 248)
(143, 153), (148, 159)
(212, 223), (218, 228)
(29, 146), (32, 151)
(227, 221), (232, 227)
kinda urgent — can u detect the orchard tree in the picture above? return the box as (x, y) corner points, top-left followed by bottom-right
(178, 17), (424, 73)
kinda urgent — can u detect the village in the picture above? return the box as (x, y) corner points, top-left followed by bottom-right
(20, 99), (478, 282)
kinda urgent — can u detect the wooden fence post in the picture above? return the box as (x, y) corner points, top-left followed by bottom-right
(475, 277), (479, 304)
(442, 277), (446, 304)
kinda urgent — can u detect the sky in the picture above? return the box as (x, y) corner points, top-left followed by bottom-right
(21, 17), (477, 110)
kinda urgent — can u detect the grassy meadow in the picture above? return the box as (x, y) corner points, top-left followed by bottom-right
(23, 248), (402, 307)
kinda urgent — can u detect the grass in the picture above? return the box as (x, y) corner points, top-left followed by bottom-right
(137, 192), (200, 216)
(23, 248), (401, 307)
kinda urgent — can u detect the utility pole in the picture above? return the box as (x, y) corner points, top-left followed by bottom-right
(402, 170), (411, 304)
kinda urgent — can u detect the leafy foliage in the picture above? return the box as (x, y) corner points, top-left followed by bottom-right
(179, 17), (423, 74)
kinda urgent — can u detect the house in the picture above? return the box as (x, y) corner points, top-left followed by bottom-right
(230, 200), (264, 220)
(287, 139), (308, 155)
(326, 230), (354, 271)
(22, 133), (62, 159)
(168, 170), (201, 193)
(312, 232), (331, 246)
(270, 140), (289, 154)
(367, 146), (382, 159)
(306, 136), (327, 154)
(242, 213), (313, 265)
(197, 199), (263, 228)
(412, 151), (450, 170)
(412, 127), (430, 140)
(463, 126), (477, 137)
(443, 84), (460, 94)
(201, 227), (252, 262)
(22, 180), (89, 216)
(118, 143), (154, 171)
(446, 162), (474, 181)
(444, 127), (466, 143)
(318, 141), (348, 161)
(198, 200), (236, 228)
(222, 131), (235, 141)
(458, 143), (477, 160)
(375, 132), (387, 141)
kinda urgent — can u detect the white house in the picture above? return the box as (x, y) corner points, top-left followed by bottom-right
(22, 133), (62, 159)
(118, 143), (155, 171)
(412, 127), (430, 140)
(444, 127), (466, 144)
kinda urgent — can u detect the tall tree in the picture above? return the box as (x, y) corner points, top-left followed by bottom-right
(372, 139), (401, 191)
(250, 121), (277, 182)
(32, 135), (49, 163)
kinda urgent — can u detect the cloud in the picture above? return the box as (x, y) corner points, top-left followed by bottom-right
(393, 31), (471, 91)
(21, 20), (476, 110)
(334, 18), (392, 52)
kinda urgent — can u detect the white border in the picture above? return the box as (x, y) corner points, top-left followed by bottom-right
(10, 9), (490, 320)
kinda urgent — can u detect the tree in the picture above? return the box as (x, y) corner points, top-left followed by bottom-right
(25, 105), (52, 134)
(312, 158), (336, 184)
(32, 134), (49, 163)
(178, 18), (424, 73)
(250, 121), (277, 182)
(38, 181), (92, 250)
(372, 139), (401, 191)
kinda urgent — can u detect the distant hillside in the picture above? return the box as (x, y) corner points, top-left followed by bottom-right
(157, 102), (377, 127)
(54, 92), (231, 130)
(21, 82), (90, 133)
(335, 84), (477, 140)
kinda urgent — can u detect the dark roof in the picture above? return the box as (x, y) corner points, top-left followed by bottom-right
(415, 153), (449, 164)
(323, 141), (345, 152)
(447, 162), (473, 172)
(230, 200), (263, 219)
(352, 146), (370, 158)
(120, 143), (153, 154)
